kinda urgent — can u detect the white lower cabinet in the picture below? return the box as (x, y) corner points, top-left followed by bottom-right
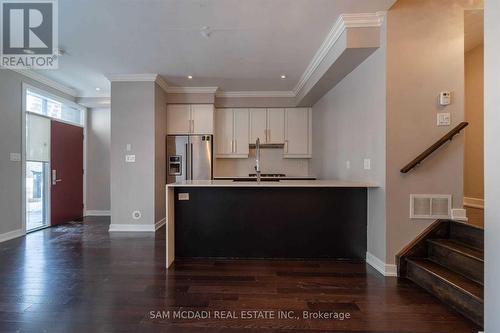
(215, 108), (249, 158)
(284, 108), (312, 158)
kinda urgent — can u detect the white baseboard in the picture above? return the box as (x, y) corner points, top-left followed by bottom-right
(155, 218), (166, 231)
(463, 197), (484, 209)
(85, 210), (111, 216)
(366, 252), (397, 277)
(0, 229), (24, 243)
(108, 218), (166, 233)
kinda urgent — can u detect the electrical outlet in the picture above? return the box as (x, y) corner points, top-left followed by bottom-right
(125, 154), (136, 163)
(364, 159), (371, 170)
(178, 193), (190, 201)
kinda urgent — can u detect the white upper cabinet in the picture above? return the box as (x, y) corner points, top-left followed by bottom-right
(191, 104), (214, 134)
(249, 108), (267, 143)
(215, 108), (233, 156)
(284, 108), (312, 158)
(167, 104), (191, 134)
(167, 104), (214, 135)
(266, 108), (285, 144)
(249, 108), (285, 144)
(233, 109), (250, 156)
(215, 108), (249, 158)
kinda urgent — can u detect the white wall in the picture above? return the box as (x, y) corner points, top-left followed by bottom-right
(109, 81), (167, 230)
(484, 0), (500, 330)
(385, 0), (467, 265)
(310, 19), (387, 263)
(110, 81), (156, 228)
(86, 107), (111, 213)
(0, 70), (75, 240)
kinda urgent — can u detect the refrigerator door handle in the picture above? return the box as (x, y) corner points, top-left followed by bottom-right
(190, 143), (194, 180)
(185, 143), (191, 180)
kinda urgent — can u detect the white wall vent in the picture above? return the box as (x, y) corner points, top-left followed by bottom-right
(410, 194), (452, 219)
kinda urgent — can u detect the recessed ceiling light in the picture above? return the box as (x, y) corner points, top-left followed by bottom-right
(187, 75), (193, 79)
(95, 87), (101, 91)
(280, 75), (287, 79)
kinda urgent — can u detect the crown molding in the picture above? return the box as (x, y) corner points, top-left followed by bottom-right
(76, 97), (111, 108)
(216, 90), (296, 98)
(105, 73), (159, 82)
(293, 11), (385, 96)
(11, 69), (78, 97)
(105, 73), (169, 93)
(155, 76), (169, 93)
(166, 86), (219, 94)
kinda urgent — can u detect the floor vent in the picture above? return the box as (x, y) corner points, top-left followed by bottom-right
(410, 194), (451, 219)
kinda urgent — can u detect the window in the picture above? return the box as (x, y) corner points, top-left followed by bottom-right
(26, 90), (84, 126)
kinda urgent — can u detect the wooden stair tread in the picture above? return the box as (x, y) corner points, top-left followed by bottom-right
(407, 258), (483, 302)
(427, 239), (484, 261)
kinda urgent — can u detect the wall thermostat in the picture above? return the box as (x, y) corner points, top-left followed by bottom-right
(439, 91), (451, 106)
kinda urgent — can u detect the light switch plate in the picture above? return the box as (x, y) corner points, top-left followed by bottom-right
(125, 154), (136, 163)
(178, 193), (190, 201)
(364, 159), (371, 170)
(346, 160), (351, 169)
(9, 153), (21, 161)
(126, 144), (132, 151)
(437, 113), (451, 126)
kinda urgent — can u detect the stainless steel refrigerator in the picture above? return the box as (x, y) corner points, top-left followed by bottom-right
(167, 135), (213, 183)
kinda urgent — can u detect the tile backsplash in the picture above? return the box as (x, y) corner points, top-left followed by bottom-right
(215, 148), (310, 177)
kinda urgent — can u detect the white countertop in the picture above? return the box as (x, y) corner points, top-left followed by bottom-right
(166, 179), (379, 188)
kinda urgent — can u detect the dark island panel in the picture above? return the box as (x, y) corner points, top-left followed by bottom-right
(174, 187), (367, 259)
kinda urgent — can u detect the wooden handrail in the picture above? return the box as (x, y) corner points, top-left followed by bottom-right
(400, 122), (469, 173)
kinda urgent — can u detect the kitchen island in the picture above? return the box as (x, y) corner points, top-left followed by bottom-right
(165, 180), (378, 267)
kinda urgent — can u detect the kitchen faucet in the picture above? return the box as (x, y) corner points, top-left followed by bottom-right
(255, 138), (261, 183)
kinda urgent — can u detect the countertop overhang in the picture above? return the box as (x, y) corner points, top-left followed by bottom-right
(166, 180), (379, 188)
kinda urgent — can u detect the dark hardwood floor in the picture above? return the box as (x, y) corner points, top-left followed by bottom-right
(0, 217), (481, 333)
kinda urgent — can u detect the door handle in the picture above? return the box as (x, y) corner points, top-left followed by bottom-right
(52, 169), (62, 185)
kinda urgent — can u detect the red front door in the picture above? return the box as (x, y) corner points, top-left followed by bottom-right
(50, 121), (84, 226)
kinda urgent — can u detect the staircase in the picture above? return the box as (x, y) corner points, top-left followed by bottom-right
(397, 220), (484, 327)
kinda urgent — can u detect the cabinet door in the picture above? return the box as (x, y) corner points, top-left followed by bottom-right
(191, 104), (214, 134)
(233, 109), (249, 156)
(284, 108), (311, 158)
(167, 104), (191, 134)
(215, 108), (234, 156)
(267, 108), (285, 144)
(249, 108), (267, 143)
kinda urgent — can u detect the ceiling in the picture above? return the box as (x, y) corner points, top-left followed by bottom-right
(35, 0), (396, 97)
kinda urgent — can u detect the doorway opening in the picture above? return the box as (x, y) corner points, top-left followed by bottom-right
(464, 8), (484, 228)
(23, 85), (86, 233)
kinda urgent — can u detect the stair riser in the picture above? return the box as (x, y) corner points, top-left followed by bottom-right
(407, 261), (483, 327)
(450, 223), (483, 249)
(428, 244), (483, 284)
